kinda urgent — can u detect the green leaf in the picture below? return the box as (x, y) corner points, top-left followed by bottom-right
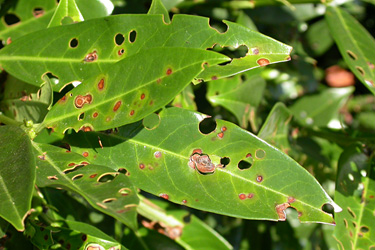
(326, 6), (375, 95)
(0, 14), (292, 90)
(206, 71), (266, 128)
(137, 196), (232, 250)
(25, 220), (126, 250)
(289, 87), (354, 128)
(48, 0), (84, 27)
(0, 0), (56, 45)
(65, 107), (341, 224)
(172, 84), (197, 111)
(76, 0), (114, 20)
(258, 102), (292, 154)
(0, 125), (35, 231)
(32, 142), (139, 230)
(333, 145), (375, 250)
(148, 0), (171, 23)
(0, 76), (53, 123)
(304, 19), (333, 57)
(41, 47), (228, 133)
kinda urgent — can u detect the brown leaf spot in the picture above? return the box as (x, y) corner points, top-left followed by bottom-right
(93, 112), (98, 118)
(157, 78), (162, 84)
(221, 126), (227, 132)
(118, 48), (124, 56)
(189, 153), (216, 174)
(129, 110), (135, 116)
(217, 132), (224, 138)
(84, 50), (98, 62)
(252, 48), (259, 55)
(140, 93), (146, 100)
(74, 95), (85, 108)
(80, 126), (93, 132)
(192, 149), (202, 154)
(166, 68), (173, 75)
(113, 101), (122, 112)
(276, 203), (290, 221)
(159, 193), (169, 200)
(288, 196), (296, 203)
(154, 151), (162, 158)
(248, 193), (254, 198)
(211, 76), (218, 80)
(98, 79), (105, 90)
(257, 58), (270, 66)
(38, 153), (46, 160)
(182, 200), (187, 204)
(246, 153), (252, 158)
(58, 95), (67, 104)
(239, 193), (246, 200)
(89, 174), (97, 178)
(256, 175), (263, 182)
(33, 7), (44, 18)
(82, 152), (89, 157)
(68, 163), (76, 167)
(139, 163), (145, 169)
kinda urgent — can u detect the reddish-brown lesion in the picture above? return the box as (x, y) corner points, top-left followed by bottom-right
(188, 150), (222, 174)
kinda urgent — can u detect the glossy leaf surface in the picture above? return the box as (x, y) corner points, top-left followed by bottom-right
(137, 197), (232, 250)
(290, 87), (354, 128)
(326, 6), (375, 95)
(333, 145), (375, 250)
(32, 142), (139, 230)
(0, 14), (292, 90)
(65, 107), (340, 224)
(0, 125), (35, 231)
(48, 0), (84, 27)
(42, 47), (228, 133)
(206, 71), (265, 128)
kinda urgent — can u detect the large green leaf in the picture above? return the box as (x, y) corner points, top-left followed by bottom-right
(65, 107), (341, 224)
(326, 6), (375, 95)
(206, 71), (266, 128)
(137, 196), (232, 250)
(32, 142), (139, 230)
(333, 145), (375, 250)
(0, 125), (35, 231)
(41, 47), (228, 133)
(289, 87), (354, 128)
(0, 14), (292, 90)
(0, 0), (56, 45)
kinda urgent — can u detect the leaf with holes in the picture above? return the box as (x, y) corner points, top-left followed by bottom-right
(64, 107), (341, 224)
(48, 0), (84, 27)
(206, 70), (265, 128)
(41, 47), (228, 133)
(333, 145), (375, 250)
(258, 102), (292, 154)
(25, 220), (126, 250)
(289, 87), (354, 128)
(326, 6), (375, 95)
(0, 14), (291, 90)
(137, 196), (232, 249)
(0, 125), (35, 231)
(32, 142), (139, 230)
(0, 0), (56, 46)
(0, 75), (52, 123)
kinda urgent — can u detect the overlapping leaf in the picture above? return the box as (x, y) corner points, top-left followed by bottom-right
(0, 125), (35, 231)
(0, 14), (292, 90)
(48, 0), (84, 27)
(41, 47), (228, 133)
(326, 6), (375, 95)
(64, 107), (341, 224)
(333, 145), (375, 250)
(32, 142), (139, 230)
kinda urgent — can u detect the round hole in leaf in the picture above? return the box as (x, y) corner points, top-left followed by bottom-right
(360, 226), (369, 233)
(98, 173), (118, 183)
(208, 19), (228, 34)
(129, 30), (137, 43)
(118, 168), (127, 174)
(78, 112), (85, 120)
(33, 7), (44, 18)
(115, 33), (125, 45)
(0, 40), (4, 49)
(238, 160), (252, 170)
(255, 149), (266, 159)
(356, 66), (365, 76)
(72, 174), (83, 181)
(69, 38), (78, 48)
(199, 117), (216, 134)
(143, 113), (160, 130)
(346, 50), (357, 60)
(220, 157), (230, 167)
(4, 13), (21, 26)
(321, 203), (334, 215)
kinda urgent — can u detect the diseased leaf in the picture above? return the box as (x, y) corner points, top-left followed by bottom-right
(326, 6), (375, 95)
(65, 107), (341, 224)
(206, 71), (265, 128)
(333, 145), (375, 250)
(289, 87), (354, 128)
(25, 220), (126, 250)
(41, 47), (228, 133)
(32, 142), (139, 230)
(258, 102), (292, 154)
(48, 0), (84, 27)
(0, 125), (35, 231)
(0, 14), (292, 90)
(0, 76), (52, 123)
(137, 196), (232, 250)
(0, 0), (56, 45)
